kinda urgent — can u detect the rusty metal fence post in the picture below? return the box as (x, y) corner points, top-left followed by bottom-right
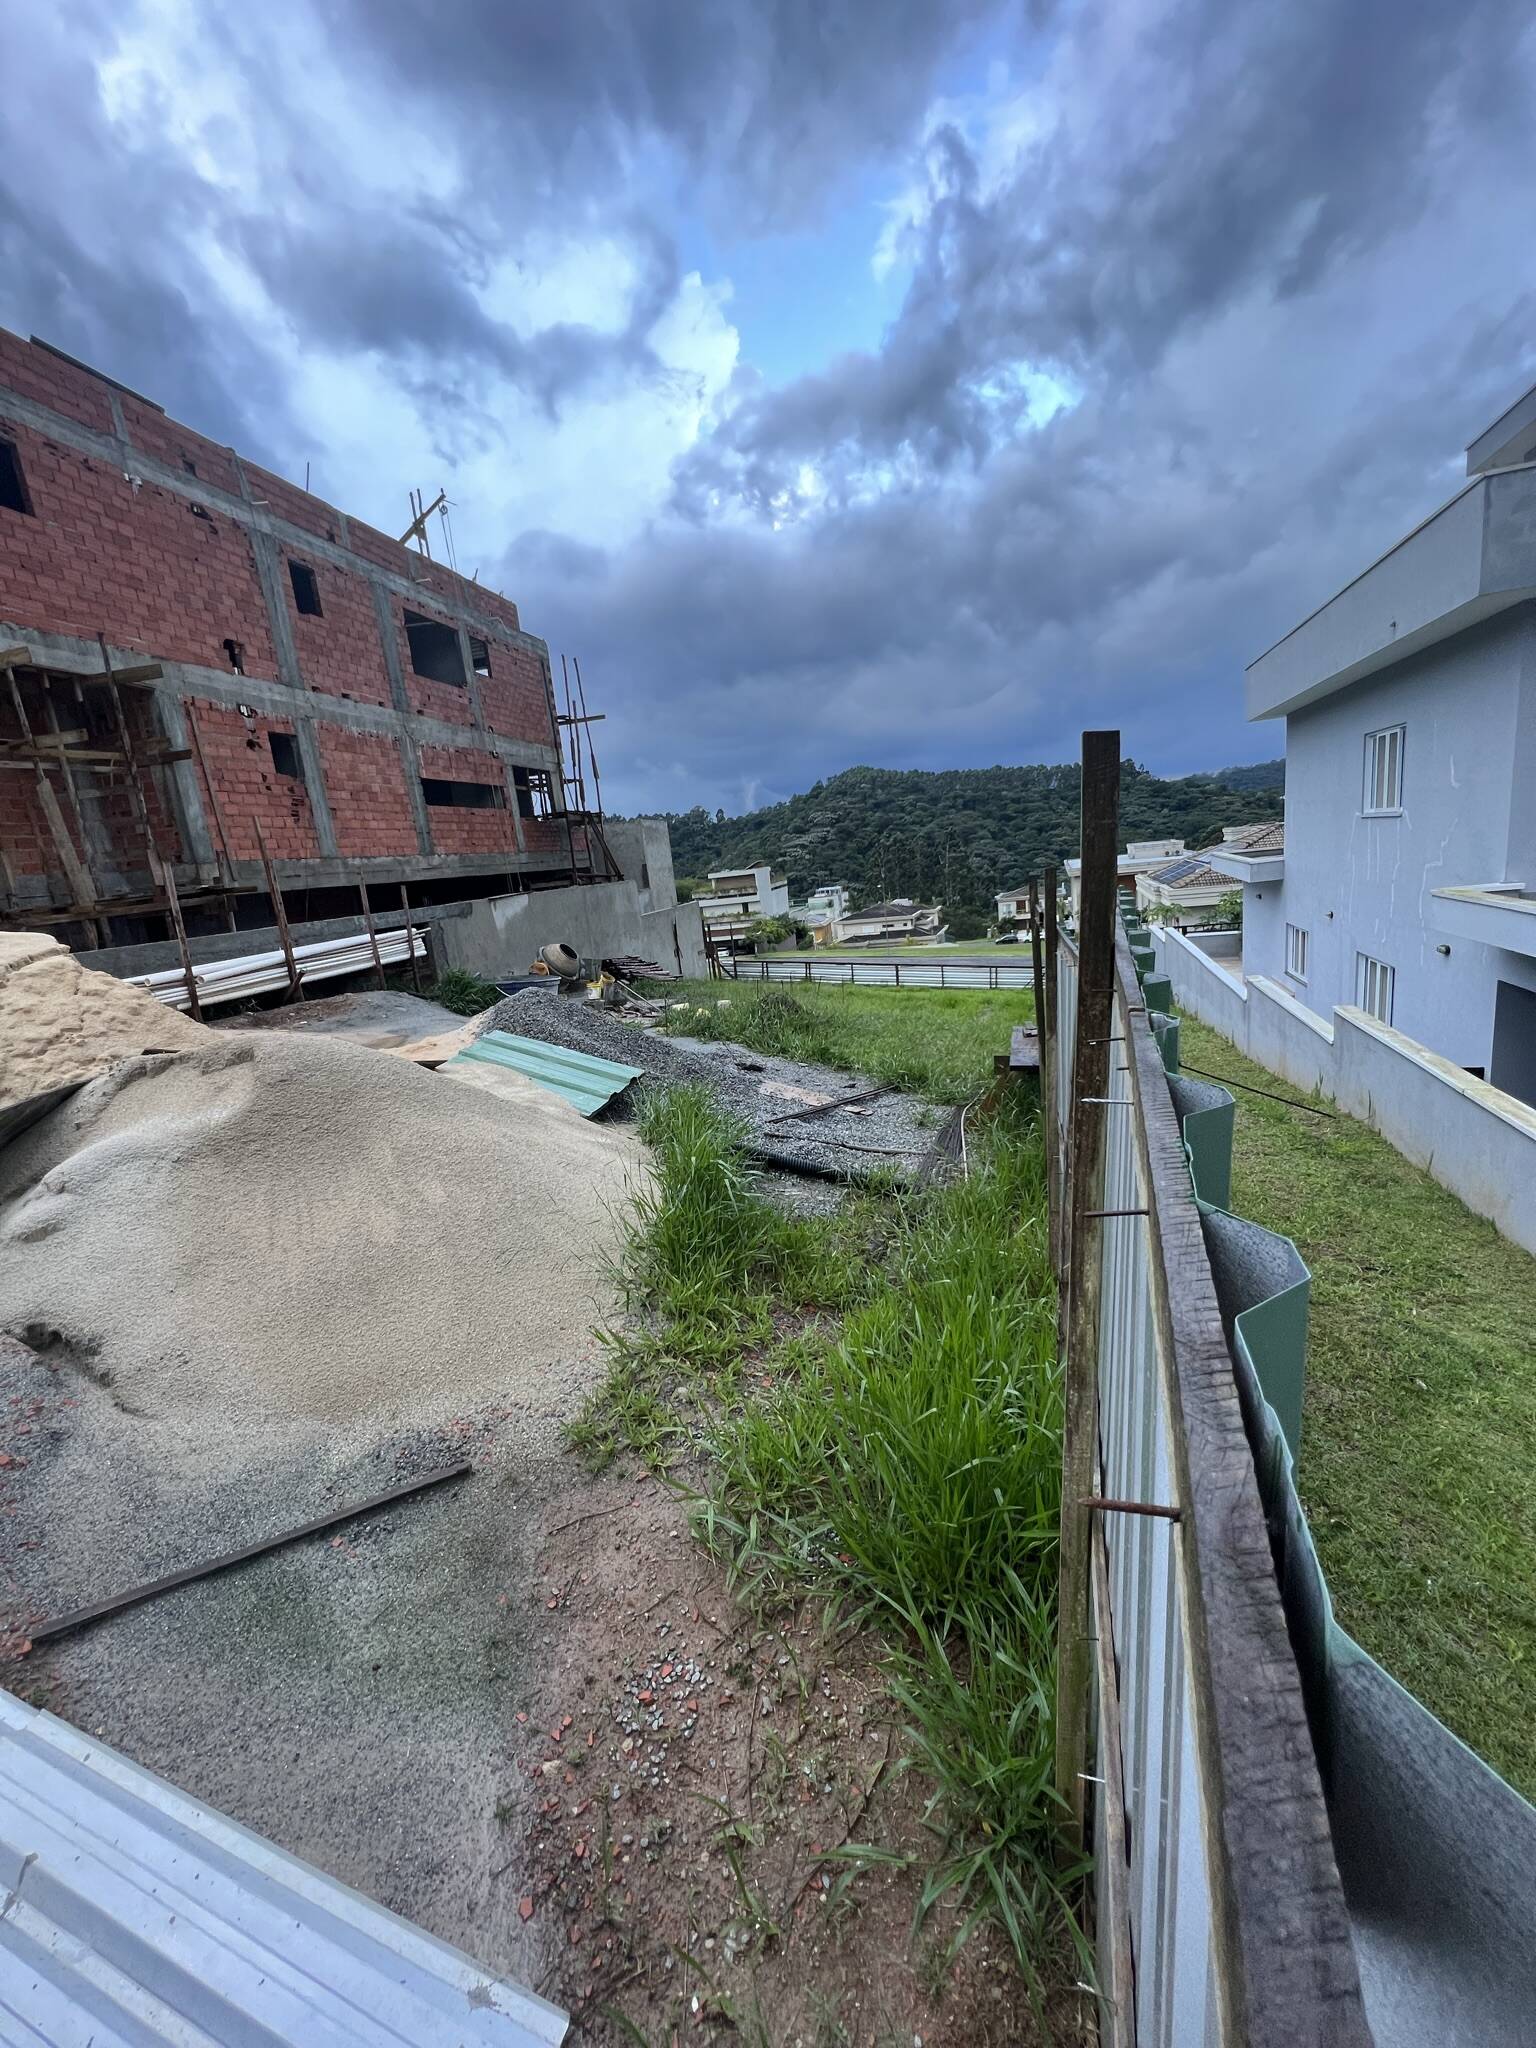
(1055, 730), (1121, 1837)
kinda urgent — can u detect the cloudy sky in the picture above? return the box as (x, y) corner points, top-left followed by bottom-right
(4, 1), (1535, 814)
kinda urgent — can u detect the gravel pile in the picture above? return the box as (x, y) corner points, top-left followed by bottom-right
(484, 990), (940, 1182)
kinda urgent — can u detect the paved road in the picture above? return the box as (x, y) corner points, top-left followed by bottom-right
(725, 953), (1035, 989)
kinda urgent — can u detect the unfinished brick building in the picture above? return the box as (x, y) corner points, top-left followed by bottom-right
(0, 329), (615, 955)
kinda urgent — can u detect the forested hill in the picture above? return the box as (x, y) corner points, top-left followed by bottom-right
(649, 759), (1283, 911)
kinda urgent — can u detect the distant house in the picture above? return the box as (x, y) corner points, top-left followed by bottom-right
(835, 899), (944, 945)
(694, 862), (791, 946)
(1136, 824), (1278, 929)
(1065, 839), (1187, 921)
(789, 882), (850, 945)
(1219, 375), (1536, 1104)
(994, 885), (1037, 927)
(806, 882), (849, 923)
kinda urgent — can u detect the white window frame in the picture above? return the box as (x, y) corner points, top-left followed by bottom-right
(1355, 952), (1395, 1025)
(1362, 724), (1405, 815)
(1284, 923), (1309, 983)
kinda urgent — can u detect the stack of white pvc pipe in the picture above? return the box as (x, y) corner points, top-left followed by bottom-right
(127, 927), (428, 1011)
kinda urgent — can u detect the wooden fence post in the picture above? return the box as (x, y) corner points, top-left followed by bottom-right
(1054, 730), (1121, 1842)
(254, 822), (303, 1002)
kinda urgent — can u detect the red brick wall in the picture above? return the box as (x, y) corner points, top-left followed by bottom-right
(184, 699), (321, 861)
(0, 329), (573, 887)
(0, 331), (114, 433)
(0, 417), (280, 673)
(317, 726), (419, 857)
(391, 598), (476, 727)
(522, 816), (573, 856)
(284, 552), (393, 707)
(481, 642), (557, 745)
(417, 743), (517, 856)
(119, 397), (241, 497)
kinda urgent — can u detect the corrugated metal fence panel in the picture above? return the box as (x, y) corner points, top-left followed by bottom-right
(728, 957), (1035, 989)
(445, 1031), (641, 1117)
(1062, 936), (1216, 2047)
(0, 1688), (567, 2046)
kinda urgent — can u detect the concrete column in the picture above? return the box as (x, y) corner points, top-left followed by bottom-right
(294, 713), (338, 857)
(369, 580), (434, 856)
(153, 695), (219, 879)
(248, 528), (304, 689)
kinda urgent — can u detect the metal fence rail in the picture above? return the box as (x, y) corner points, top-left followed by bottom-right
(726, 954), (1034, 989)
(1053, 921), (1367, 2048)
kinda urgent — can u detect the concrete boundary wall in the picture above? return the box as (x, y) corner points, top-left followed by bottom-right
(1155, 926), (1536, 1253)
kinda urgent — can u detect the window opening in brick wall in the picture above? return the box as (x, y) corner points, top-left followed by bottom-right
(403, 608), (467, 684)
(421, 777), (504, 810)
(223, 638), (246, 674)
(469, 636), (492, 677)
(288, 559), (323, 615)
(268, 732), (302, 779)
(511, 765), (557, 819)
(1355, 951), (1395, 1024)
(0, 439), (33, 516)
(1284, 922), (1309, 981)
(182, 456), (198, 476)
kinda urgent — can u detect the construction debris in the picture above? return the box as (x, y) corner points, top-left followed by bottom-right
(484, 988), (941, 1182)
(128, 925), (429, 1010)
(31, 1461), (474, 1647)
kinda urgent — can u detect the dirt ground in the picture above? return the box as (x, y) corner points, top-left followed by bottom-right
(1, 1328), (1080, 2046)
(508, 1472), (1086, 2047)
(0, 996), (1078, 2045)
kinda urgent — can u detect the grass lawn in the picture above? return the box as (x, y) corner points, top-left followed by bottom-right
(1179, 1015), (1536, 1800)
(650, 978), (1033, 1104)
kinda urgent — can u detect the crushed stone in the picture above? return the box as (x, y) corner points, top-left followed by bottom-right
(484, 989), (941, 1181)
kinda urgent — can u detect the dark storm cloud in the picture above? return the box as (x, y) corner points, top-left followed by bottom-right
(338, 0), (1016, 229)
(510, 280), (1536, 810)
(679, 0), (1536, 501)
(0, 18), (298, 463)
(235, 206), (681, 421)
(3, 0), (1535, 814)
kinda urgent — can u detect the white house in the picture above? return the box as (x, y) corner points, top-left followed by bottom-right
(1065, 839), (1186, 921)
(1217, 378), (1536, 1105)
(1136, 824), (1279, 929)
(835, 898), (944, 945)
(995, 884), (1037, 927)
(807, 882), (849, 923)
(694, 862), (791, 946)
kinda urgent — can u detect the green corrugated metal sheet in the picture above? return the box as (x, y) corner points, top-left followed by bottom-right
(444, 1031), (642, 1116)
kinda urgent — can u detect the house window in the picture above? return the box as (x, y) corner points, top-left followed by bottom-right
(469, 636), (491, 677)
(288, 559), (323, 616)
(403, 608), (467, 684)
(0, 438), (33, 516)
(1355, 952), (1395, 1024)
(268, 732), (302, 779)
(420, 777), (504, 810)
(511, 765), (556, 819)
(1284, 923), (1309, 982)
(1363, 725), (1404, 814)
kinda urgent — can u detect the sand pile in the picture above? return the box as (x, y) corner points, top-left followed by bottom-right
(0, 1030), (640, 1440)
(0, 931), (206, 1112)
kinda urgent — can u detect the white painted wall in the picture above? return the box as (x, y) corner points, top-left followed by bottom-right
(1248, 608), (1536, 1076)
(1154, 926), (1536, 1253)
